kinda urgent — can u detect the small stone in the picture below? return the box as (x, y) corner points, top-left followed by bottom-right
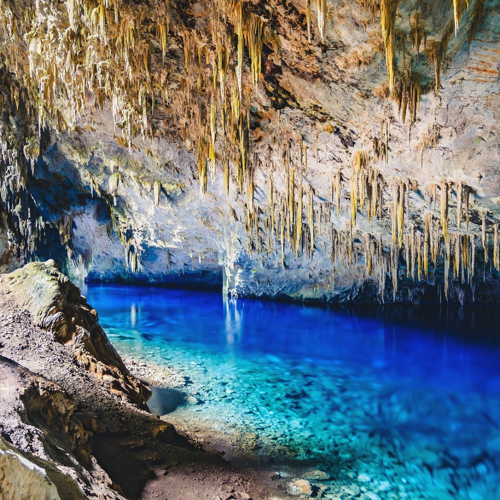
(358, 473), (372, 483)
(362, 492), (381, 500)
(287, 479), (313, 496)
(304, 469), (330, 481)
(186, 396), (198, 405)
(476, 463), (488, 475)
(341, 485), (360, 496)
(376, 480), (391, 492)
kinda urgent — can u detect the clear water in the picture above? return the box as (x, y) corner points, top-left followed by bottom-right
(86, 283), (500, 500)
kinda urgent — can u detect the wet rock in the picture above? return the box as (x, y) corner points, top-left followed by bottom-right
(287, 479), (313, 496)
(341, 485), (360, 496)
(304, 469), (330, 481)
(357, 473), (372, 483)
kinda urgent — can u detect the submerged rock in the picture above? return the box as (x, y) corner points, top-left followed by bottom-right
(287, 479), (313, 496)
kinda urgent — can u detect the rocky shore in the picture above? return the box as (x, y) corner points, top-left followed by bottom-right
(0, 261), (291, 500)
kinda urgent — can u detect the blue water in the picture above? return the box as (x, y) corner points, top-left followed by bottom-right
(86, 283), (500, 499)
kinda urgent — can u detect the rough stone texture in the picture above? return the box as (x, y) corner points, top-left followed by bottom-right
(0, 260), (151, 408)
(0, 438), (61, 500)
(0, 356), (121, 500)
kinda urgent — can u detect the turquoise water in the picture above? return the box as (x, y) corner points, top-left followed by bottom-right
(86, 284), (500, 500)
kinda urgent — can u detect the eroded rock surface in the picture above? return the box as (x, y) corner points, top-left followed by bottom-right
(0, 260), (151, 408)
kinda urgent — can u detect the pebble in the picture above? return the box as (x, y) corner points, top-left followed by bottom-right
(362, 493), (381, 500)
(287, 479), (312, 496)
(476, 463), (488, 475)
(303, 469), (329, 481)
(341, 485), (360, 496)
(357, 473), (372, 483)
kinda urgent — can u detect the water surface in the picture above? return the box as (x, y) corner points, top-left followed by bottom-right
(86, 283), (500, 500)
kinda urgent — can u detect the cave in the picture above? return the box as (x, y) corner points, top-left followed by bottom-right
(1, 0), (499, 499)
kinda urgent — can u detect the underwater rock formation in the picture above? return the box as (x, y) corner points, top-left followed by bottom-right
(0, 0), (499, 303)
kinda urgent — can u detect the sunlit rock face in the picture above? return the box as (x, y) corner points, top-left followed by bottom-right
(0, 0), (499, 303)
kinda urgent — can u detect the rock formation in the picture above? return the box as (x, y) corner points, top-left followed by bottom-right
(0, 260), (151, 407)
(0, 0), (499, 303)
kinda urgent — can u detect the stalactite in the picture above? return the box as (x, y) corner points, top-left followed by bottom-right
(317, 0), (327, 42)
(397, 181), (405, 249)
(424, 212), (431, 276)
(224, 158), (230, 200)
(88, 171), (101, 198)
(365, 233), (373, 277)
(410, 12), (426, 61)
(456, 181), (463, 229)
(350, 174), (358, 227)
(404, 233), (411, 278)
(444, 235), (451, 300)
(296, 182), (303, 256)
(335, 171), (342, 216)
(471, 234), (475, 278)
(452, 0), (463, 35)
(153, 180), (161, 207)
(440, 179), (448, 241)
(306, 0), (312, 43)
(308, 188), (314, 257)
(394, 68), (421, 123)
(236, 1), (245, 100)
(380, 0), (399, 92)
(494, 223), (499, 271)
(391, 244), (398, 300)
(464, 185), (471, 230)
(482, 209), (487, 262)
(247, 13), (264, 87)
(410, 228), (416, 280)
(453, 234), (460, 279)
(109, 172), (121, 206)
(280, 206), (285, 267)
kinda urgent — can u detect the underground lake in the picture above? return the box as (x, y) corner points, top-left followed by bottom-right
(85, 283), (500, 500)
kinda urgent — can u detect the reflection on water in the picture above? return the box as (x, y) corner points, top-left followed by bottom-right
(85, 283), (500, 500)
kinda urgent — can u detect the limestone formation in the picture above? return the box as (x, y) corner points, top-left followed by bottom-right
(0, 0), (498, 304)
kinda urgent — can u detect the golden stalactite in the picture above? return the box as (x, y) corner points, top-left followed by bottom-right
(380, 0), (399, 92)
